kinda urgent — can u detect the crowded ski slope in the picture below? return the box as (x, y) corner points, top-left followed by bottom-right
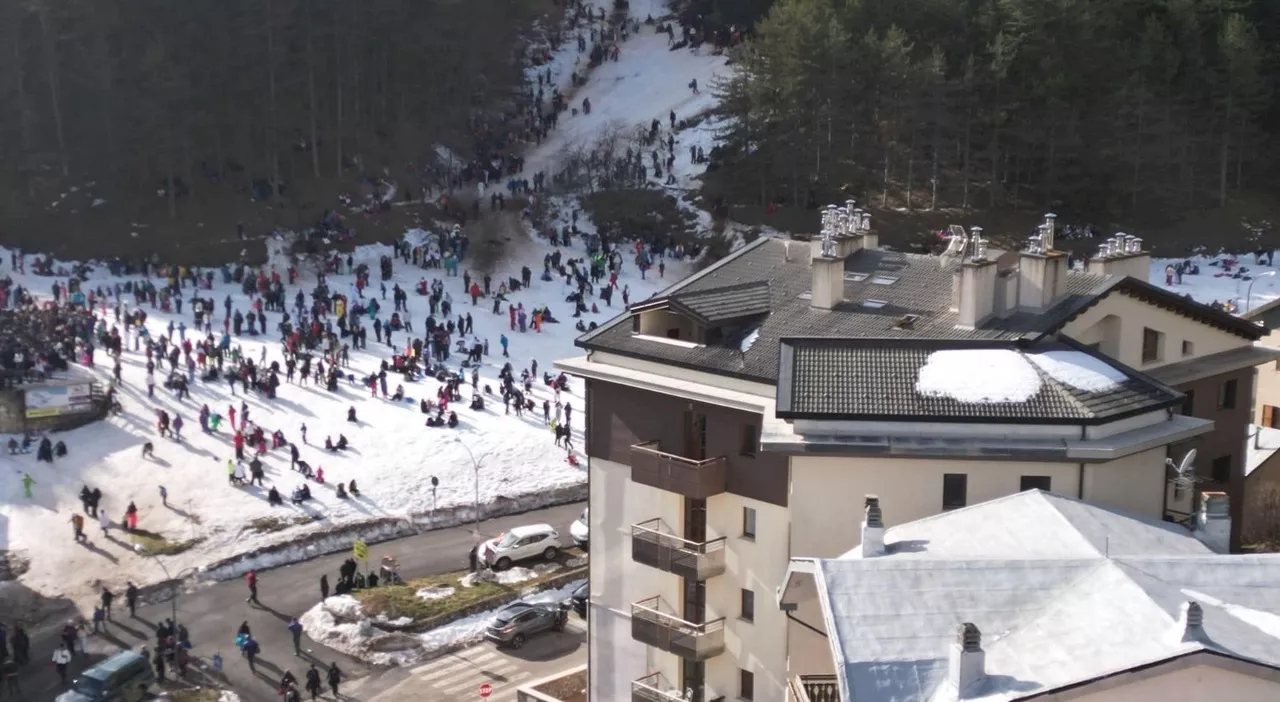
(0, 0), (723, 611)
(1149, 252), (1280, 314)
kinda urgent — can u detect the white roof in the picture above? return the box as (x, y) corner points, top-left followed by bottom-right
(508, 523), (556, 537)
(810, 491), (1280, 702)
(1245, 424), (1280, 478)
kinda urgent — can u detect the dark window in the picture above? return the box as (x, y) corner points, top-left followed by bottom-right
(1182, 340), (1194, 357)
(1219, 379), (1238, 409)
(740, 589), (755, 622)
(943, 474), (968, 510)
(1142, 327), (1163, 363)
(739, 424), (758, 457)
(1182, 390), (1196, 416)
(739, 670), (754, 701)
(631, 315), (640, 332)
(742, 507), (757, 539)
(665, 327), (681, 340)
(1265, 405), (1280, 429)
(1211, 455), (1232, 484)
(1020, 475), (1052, 492)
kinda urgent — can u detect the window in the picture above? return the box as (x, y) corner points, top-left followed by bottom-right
(1020, 475), (1052, 492)
(739, 424), (758, 457)
(1182, 340), (1195, 357)
(741, 507), (757, 540)
(942, 473), (968, 510)
(739, 669), (755, 701)
(1141, 327), (1163, 363)
(1264, 405), (1280, 429)
(1211, 455), (1231, 484)
(1182, 390), (1196, 416)
(861, 299), (888, 309)
(1219, 379), (1238, 409)
(740, 589), (755, 622)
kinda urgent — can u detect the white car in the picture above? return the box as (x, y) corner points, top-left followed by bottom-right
(481, 523), (563, 571)
(569, 508), (588, 549)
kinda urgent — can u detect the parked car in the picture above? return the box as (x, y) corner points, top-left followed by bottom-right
(57, 650), (155, 702)
(566, 581), (588, 618)
(481, 523), (563, 571)
(569, 508), (588, 549)
(484, 600), (569, 648)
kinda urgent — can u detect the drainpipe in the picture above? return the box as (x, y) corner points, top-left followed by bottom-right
(1077, 426), (1087, 499)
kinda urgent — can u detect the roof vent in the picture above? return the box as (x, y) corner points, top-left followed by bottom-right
(861, 495), (886, 557)
(1177, 601), (1206, 644)
(894, 314), (920, 330)
(861, 299), (888, 309)
(957, 622), (982, 651)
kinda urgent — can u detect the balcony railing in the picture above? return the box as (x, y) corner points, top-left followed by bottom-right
(790, 675), (841, 702)
(632, 673), (688, 702)
(632, 519), (727, 580)
(630, 441), (728, 498)
(631, 596), (726, 661)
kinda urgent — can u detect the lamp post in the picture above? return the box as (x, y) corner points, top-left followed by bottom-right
(452, 437), (492, 536)
(133, 544), (201, 626)
(1246, 270), (1277, 312)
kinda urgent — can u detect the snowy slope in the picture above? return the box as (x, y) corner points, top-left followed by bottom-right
(1148, 253), (1280, 314)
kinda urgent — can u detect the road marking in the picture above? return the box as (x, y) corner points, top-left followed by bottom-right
(414, 649), (508, 683)
(438, 668), (533, 696)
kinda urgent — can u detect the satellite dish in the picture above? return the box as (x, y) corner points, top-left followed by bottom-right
(1166, 448), (1200, 488)
(939, 232), (967, 268)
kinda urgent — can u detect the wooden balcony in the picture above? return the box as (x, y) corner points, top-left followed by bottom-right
(631, 519), (727, 580)
(789, 675), (841, 702)
(630, 441), (727, 499)
(631, 597), (726, 661)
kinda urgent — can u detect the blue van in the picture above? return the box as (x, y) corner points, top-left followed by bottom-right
(56, 650), (155, 701)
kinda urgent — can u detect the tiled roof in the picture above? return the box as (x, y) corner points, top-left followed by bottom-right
(798, 491), (1280, 702)
(775, 338), (1182, 423)
(578, 238), (1263, 382)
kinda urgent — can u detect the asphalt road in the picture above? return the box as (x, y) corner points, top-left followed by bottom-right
(21, 501), (585, 701)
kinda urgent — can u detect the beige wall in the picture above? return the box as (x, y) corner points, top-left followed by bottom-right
(589, 457), (683, 702)
(705, 492), (791, 702)
(1055, 663), (1280, 702)
(1253, 329), (1280, 426)
(790, 451), (1167, 559)
(1063, 292), (1249, 370)
(784, 579), (836, 677)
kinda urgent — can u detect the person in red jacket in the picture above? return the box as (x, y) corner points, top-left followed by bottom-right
(233, 431), (245, 461)
(246, 571), (259, 605)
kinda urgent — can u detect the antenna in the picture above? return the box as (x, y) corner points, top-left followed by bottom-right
(1166, 448), (1201, 490)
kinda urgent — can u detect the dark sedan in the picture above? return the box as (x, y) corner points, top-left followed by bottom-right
(484, 600), (569, 649)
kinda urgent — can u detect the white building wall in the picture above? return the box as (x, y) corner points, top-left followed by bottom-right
(1081, 447), (1166, 518)
(704, 492), (791, 702)
(1058, 663), (1280, 702)
(588, 457), (683, 702)
(1062, 292), (1249, 370)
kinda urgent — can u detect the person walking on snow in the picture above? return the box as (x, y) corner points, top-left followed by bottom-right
(98, 510), (110, 536)
(70, 513), (86, 542)
(320, 575), (329, 601)
(21, 473), (34, 498)
(245, 570), (259, 605)
(52, 643), (72, 684)
(327, 662), (343, 696)
(126, 583), (139, 617)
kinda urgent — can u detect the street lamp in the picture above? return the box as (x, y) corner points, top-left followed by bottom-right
(1246, 270), (1277, 312)
(452, 437), (492, 536)
(133, 544), (202, 626)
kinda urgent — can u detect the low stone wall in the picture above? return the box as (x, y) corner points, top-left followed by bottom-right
(407, 566), (586, 634)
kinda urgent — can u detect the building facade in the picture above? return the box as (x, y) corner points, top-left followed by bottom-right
(558, 213), (1274, 702)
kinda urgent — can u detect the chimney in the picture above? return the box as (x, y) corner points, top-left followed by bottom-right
(1194, 491), (1231, 553)
(861, 495), (886, 557)
(1086, 232), (1150, 280)
(948, 622), (986, 698)
(810, 203), (864, 310)
(1175, 601), (1207, 644)
(1017, 216), (1069, 310)
(956, 227), (998, 328)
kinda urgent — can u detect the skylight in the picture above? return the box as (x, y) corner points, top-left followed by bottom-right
(845, 272), (869, 282)
(871, 275), (898, 285)
(861, 299), (888, 309)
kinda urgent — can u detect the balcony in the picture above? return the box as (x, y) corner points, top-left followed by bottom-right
(630, 441), (727, 498)
(631, 597), (726, 661)
(631, 519), (727, 580)
(632, 673), (687, 702)
(789, 675), (841, 702)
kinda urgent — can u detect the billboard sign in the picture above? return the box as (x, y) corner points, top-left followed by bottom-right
(25, 383), (94, 418)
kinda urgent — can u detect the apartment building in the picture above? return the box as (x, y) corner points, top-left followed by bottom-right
(555, 210), (1275, 702)
(778, 490), (1280, 702)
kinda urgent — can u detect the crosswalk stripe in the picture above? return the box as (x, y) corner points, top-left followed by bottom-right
(415, 650), (512, 684)
(438, 669), (533, 696)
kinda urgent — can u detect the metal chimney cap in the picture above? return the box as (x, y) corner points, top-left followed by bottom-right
(957, 622), (982, 650)
(1183, 601), (1204, 628)
(1044, 213), (1057, 220)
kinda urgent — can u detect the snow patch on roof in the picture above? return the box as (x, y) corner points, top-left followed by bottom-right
(915, 349), (1041, 403)
(1028, 350), (1128, 393)
(1246, 424), (1280, 478)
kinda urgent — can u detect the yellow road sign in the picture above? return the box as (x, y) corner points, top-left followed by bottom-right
(353, 539), (368, 561)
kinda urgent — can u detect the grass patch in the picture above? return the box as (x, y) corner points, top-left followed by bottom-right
(128, 529), (205, 556)
(247, 514), (318, 534)
(357, 552), (584, 623)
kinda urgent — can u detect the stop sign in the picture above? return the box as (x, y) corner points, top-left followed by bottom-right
(479, 682), (493, 698)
